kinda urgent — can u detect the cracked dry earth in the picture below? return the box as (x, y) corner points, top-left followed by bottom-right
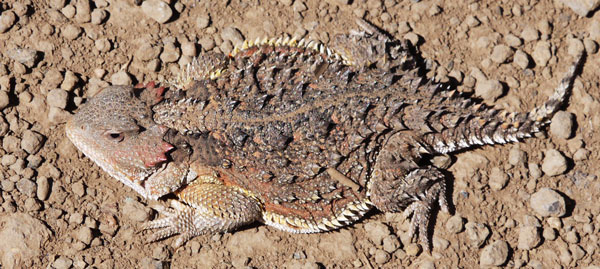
(0, 0), (599, 268)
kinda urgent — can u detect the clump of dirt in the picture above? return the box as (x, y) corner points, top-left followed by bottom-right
(0, 0), (599, 268)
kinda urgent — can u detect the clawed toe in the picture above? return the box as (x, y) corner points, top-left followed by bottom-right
(141, 203), (198, 247)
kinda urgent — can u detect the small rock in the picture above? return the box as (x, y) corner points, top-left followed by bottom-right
(181, 41), (197, 57)
(16, 178), (36, 197)
(517, 226), (542, 250)
(565, 230), (580, 244)
(584, 38), (598, 54)
(446, 214), (465, 234)
(199, 37), (216, 51)
(293, 1), (308, 12)
(48, 107), (71, 124)
(521, 26), (540, 42)
(24, 197), (42, 211)
(490, 45), (514, 63)
(550, 111), (574, 139)
(152, 244), (171, 260)
(465, 222), (490, 247)
(508, 146), (527, 166)
(36, 176), (50, 200)
(53, 257), (73, 269)
(530, 187), (567, 217)
(542, 227), (557, 240)
(95, 38), (111, 52)
(72, 181), (86, 197)
(541, 149), (568, 176)
(196, 14), (210, 29)
(374, 249), (390, 264)
(532, 41), (552, 67)
(364, 222), (390, 245)
(569, 244), (586, 261)
(0, 11), (17, 33)
(475, 79), (503, 101)
(111, 70), (133, 85)
(567, 38), (585, 57)
(504, 34), (523, 47)
(61, 5), (76, 18)
(221, 27), (244, 47)
(405, 243), (421, 256)
(160, 42), (181, 63)
(382, 235), (401, 253)
(20, 130), (45, 154)
(489, 167), (509, 191)
(91, 9), (108, 25)
(480, 240), (510, 266)
(61, 71), (79, 91)
(75, 227), (94, 245)
(141, 0), (173, 24)
(559, 0), (600, 16)
(513, 50), (531, 69)
(47, 88), (69, 109)
(62, 24), (82, 40)
(7, 48), (39, 68)
(74, 0), (91, 23)
(122, 198), (151, 222)
(528, 162), (542, 179)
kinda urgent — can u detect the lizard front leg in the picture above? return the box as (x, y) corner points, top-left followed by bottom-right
(143, 170), (263, 248)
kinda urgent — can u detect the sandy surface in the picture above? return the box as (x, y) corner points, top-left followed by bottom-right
(0, 0), (599, 268)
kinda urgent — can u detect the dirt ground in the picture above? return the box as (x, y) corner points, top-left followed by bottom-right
(0, 0), (599, 268)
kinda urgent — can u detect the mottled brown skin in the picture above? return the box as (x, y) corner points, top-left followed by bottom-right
(67, 20), (582, 251)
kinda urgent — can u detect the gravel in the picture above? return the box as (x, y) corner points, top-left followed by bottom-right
(446, 214), (465, 234)
(6, 48), (39, 68)
(36, 176), (50, 200)
(488, 167), (509, 191)
(465, 222), (490, 248)
(513, 50), (531, 69)
(532, 41), (552, 67)
(62, 24), (82, 40)
(21, 130), (45, 154)
(364, 222), (390, 245)
(541, 149), (568, 176)
(141, 0), (173, 24)
(221, 27), (245, 47)
(475, 79), (503, 101)
(530, 187), (567, 217)
(521, 26), (539, 42)
(560, 0), (600, 16)
(160, 41), (181, 63)
(479, 240), (510, 266)
(110, 70), (133, 86)
(490, 45), (513, 63)
(517, 226), (542, 250)
(46, 88), (69, 109)
(0, 10), (17, 33)
(122, 198), (151, 222)
(550, 111), (575, 139)
(0, 90), (10, 110)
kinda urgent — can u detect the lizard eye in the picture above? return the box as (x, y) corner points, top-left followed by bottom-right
(106, 132), (124, 142)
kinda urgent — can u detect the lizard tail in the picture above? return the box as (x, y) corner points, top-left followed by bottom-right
(424, 53), (585, 154)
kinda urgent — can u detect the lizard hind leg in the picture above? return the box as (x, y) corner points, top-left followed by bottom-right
(143, 182), (263, 248)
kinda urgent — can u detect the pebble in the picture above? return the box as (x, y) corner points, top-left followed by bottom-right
(53, 257), (73, 269)
(508, 146), (527, 166)
(504, 34), (523, 47)
(405, 243), (421, 256)
(62, 24), (82, 40)
(61, 5), (76, 18)
(75, 227), (94, 245)
(570, 244), (586, 260)
(122, 198), (151, 222)
(221, 27), (245, 47)
(568, 38), (585, 57)
(479, 240), (510, 266)
(565, 230), (580, 244)
(465, 222), (490, 247)
(7, 47), (39, 68)
(91, 9), (107, 25)
(374, 249), (391, 264)
(364, 222), (390, 245)
(521, 26), (540, 42)
(24, 197), (42, 211)
(584, 38), (598, 54)
(199, 37), (216, 51)
(542, 227), (557, 240)
(110, 70), (133, 86)
(0, 90), (9, 110)
(16, 178), (36, 197)
(72, 181), (86, 197)
(48, 107), (71, 124)
(135, 43), (161, 61)
(36, 176), (50, 200)
(475, 79), (503, 101)
(95, 38), (111, 53)
(181, 41), (197, 57)
(75, 0), (91, 23)
(528, 162), (542, 179)
(490, 45), (513, 63)
(46, 88), (69, 109)
(21, 130), (45, 154)
(530, 187), (566, 217)
(196, 14), (210, 29)
(550, 111), (574, 139)
(61, 71), (79, 91)
(446, 214), (465, 233)
(517, 226), (542, 250)
(141, 0), (173, 24)
(382, 235), (401, 252)
(489, 167), (509, 191)
(541, 149), (568, 176)
(0, 10), (17, 33)
(513, 50), (531, 69)
(532, 41), (551, 67)
(160, 42), (181, 63)
(559, 0), (600, 16)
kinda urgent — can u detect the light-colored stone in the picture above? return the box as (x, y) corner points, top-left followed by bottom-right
(480, 240), (510, 266)
(541, 149), (568, 176)
(141, 0), (173, 24)
(530, 187), (567, 217)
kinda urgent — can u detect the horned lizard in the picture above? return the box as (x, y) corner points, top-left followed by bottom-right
(66, 20), (583, 251)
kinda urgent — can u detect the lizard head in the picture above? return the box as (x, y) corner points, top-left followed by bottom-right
(66, 85), (174, 197)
